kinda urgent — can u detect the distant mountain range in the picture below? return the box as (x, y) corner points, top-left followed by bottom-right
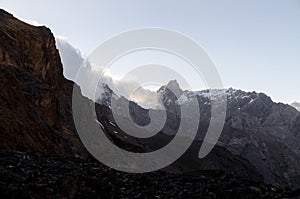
(0, 8), (299, 197)
(96, 79), (300, 189)
(54, 16), (300, 189)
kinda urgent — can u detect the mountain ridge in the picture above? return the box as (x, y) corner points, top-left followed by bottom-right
(0, 8), (87, 156)
(96, 81), (300, 189)
(0, 9), (299, 195)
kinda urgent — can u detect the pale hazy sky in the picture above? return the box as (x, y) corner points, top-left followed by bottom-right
(1, 0), (300, 103)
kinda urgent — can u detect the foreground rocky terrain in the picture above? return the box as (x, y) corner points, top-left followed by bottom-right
(1, 150), (299, 199)
(0, 8), (300, 198)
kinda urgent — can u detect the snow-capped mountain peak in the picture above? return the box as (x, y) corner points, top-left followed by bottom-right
(291, 102), (300, 112)
(175, 87), (260, 106)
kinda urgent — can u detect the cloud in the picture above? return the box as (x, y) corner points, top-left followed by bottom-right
(56, 37), (84, 80)
(76, 61), (163, 109)
(55, 37), (162, 109)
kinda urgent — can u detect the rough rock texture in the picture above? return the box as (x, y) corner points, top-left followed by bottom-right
(159, 84), (300, 189)
(97, 81), (300, 189)
(1, 8), (299, 197)
(0, 9), (87, 156)
(1, 150), (299, 199)
(94, 87), (264, 183)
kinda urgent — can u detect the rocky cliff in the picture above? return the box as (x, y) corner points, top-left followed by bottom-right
(0, 9), (86, 156)
(0, 8), (299, 197)
(1, 16), (263, 183)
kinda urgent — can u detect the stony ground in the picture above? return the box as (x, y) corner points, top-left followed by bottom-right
(0, 150), (299, 199)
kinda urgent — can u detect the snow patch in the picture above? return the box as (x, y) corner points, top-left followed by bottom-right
(176, 95), (189, 105)
(109, 121), (116, 127)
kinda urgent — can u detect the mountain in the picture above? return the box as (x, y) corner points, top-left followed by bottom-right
(0, 9), (87, 156)
(160, 84), (300, 189)
(96, 81), (300, 189)
(291, 102), (300, 112)
(0, 9), (299, 197)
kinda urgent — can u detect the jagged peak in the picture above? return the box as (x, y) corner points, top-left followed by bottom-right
(157, 79), (183, 96)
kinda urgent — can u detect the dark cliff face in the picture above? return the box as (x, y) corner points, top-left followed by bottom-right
(0, 9), (87, 156)
(0, 8), (299, 195)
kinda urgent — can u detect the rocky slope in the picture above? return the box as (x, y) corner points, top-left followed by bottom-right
(166, 81), (300, 188)
(1, 8), (299, 198)
(96, 80), (300, 189)
(159, 81), (300, 189)
(1, 149), (299, 199)
(0, 9), (87, 156)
